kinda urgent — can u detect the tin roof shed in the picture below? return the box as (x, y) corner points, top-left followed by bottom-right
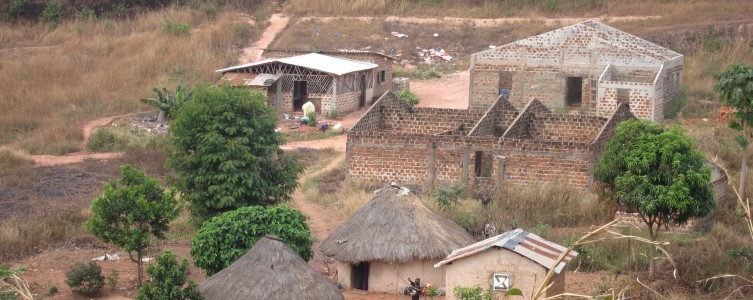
(216, 53), (378, 76)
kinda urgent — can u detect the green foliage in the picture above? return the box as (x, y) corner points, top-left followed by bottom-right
(86, 164), (178, 283)
(306, 111), (317, 127)
(140, 85), (193, 122)
(87, 126), (166, 152)
(47, 285), (58, 295)
(78, 7), (96, 21)
(107, 269), (118, 291)
(532, 222), (551, 239)
(397, 88), (420, 107)
(169, 84), (304, 222)
(327, 108), (341, 119)
(433, 183), (467, 210)
(42, 0), (63, 29)
(453, 284), (494, 300)
(4, 0), (27, 22)
(163, 19), (190, 36)
(65, 262), (104, 297)
(715, 64), (753, 147)
(541, 0), (560, 12)
(593, 119), (714, 233)
(136, 251), (203, 300)
(191, 205), (313, 276)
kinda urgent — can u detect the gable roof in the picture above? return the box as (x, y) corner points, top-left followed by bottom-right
(474, 20), (681, 64)
(320, 186), (476, 263)
(434, 229), (578, 274)
(216, 53), (378, 76)
(199, 236), (343, 300)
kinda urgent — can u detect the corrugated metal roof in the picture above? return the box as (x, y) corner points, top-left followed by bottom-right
(216, 53), (378, 76)
(263, 48), (400, 61)
(434, 229), (578, 274)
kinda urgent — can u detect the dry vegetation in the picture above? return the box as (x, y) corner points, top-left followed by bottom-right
(0, 6), (258, 154)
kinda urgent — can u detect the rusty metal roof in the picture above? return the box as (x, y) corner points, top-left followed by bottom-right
(434, 228), (578, 274)
(216, 53), (378, 76)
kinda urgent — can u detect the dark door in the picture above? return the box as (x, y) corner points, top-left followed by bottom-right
(566, 77), (583, 106)
(293, 81), (307, 111)
(352, 262), (369, 290)
(359, 75), (367, 108)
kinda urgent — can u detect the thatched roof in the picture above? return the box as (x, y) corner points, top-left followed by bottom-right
(199, 236), (343, 300)
(320, 186), (475, 263)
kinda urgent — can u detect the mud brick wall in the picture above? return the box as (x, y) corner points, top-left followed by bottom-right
(592, 104), (635, 154)
(502, 100), (551, 139)
(347, 132), (433, 184)
(333, 91), (360, 115)
(530, 113), (606, 143)
(381, 107), (484, 135)
(598, 82), (655, 120)
(498, 148), (594, 188)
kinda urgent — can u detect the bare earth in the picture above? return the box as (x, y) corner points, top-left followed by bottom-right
(237, 13), (290, 64)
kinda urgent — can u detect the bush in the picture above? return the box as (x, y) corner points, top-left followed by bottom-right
(191, 205), (313, 276)
(136, 251), (203, 300)
(433, 183), (467, 210)
(397, 88), (419, 107)
(327, 108), (341, 119)
(42, 0), (62, 29)
(4, 0), (27, 22)
(163, 19), (190, 36)
(65, 262), (104, 297)
(306, 111), (317, 126)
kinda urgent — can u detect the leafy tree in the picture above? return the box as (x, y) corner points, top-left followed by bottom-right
(86, 164), (178, 286)
(191, 205), (313, 276)
(593, 119), (714, 279)
(715, 64), (753, 207)
(136, 251), (203, 300)
(169, 84), (304, 223)
(65, 262), (105, 297)
(140, 85), (192, 123)
(41, 0), (62, 29)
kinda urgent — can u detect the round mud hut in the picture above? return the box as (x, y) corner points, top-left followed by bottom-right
(199, 235), (344, 300)
(320, 186), (475, 294)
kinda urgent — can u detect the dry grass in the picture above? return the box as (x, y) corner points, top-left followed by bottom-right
(0, 146), (35, 188)
(0, 6), (258, 154)
(0, 207), (91, 262)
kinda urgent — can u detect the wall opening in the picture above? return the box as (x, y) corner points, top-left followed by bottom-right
(498, 71), (513, 99)
(474, 151), (493, 178)
(360, 74), (367, 108)
(617, 88), (630, 105)
(352, 262), (370, 291)
(293, 80), (308, 111)
(566, 77), (583, 106)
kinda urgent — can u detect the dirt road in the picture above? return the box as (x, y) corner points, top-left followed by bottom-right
(237, 13), (290, 64)
(296, 15), (661, 28)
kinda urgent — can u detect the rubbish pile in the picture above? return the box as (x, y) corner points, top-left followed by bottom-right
(415, 46), (453, 63)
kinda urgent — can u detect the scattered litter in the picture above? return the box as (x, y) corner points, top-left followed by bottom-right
(314, 28), (320, 36)
(274, 128), (281, 132)
(92, 254), (120, 261)
(489, 45), (497, 48)
(391, 31), (408, 38)
(141, 257), (154, 263)
(702, 118), (709, 122)
(302, 101), (316, 116)
(284, 114), (290, 120)
(332, 123), (343, 132)
(320, 123), (330, 132)
(433, 33), (439, 37)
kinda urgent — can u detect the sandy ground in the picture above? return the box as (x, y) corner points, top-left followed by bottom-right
(297, 15), (661, 28)
(237, 13), (289, 64)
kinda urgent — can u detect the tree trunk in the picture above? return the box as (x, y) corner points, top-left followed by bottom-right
(739, 118), (748, 210)
(137, 252), (143, 287)
(648, 223), (657, 280)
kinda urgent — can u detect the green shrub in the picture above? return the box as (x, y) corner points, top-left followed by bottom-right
(397, 88), (420, 107)
(47, 285), (58, 295)
(433, 183), (467, 210)
(65, 262), (105, 297)
(42, 0), (63, 29)
(327, 108), (341, 119)
(306, 111), (317, 126)
(163, 19), (190, 36)
(78, 7), (96, 21)
(191, 205), (313, 276)
(136, 251), (203, 300)
(4, 0), (27, 22)
(107, 269), (118, 291)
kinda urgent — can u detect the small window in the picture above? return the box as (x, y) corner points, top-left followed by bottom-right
(617, 88), (630, 104)
(378, 70), (386, 84)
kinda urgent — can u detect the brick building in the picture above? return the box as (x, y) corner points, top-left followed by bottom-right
(346, 91), (635, 190)
(470, 20), (683, 121)
(262, 49), (398, 103)
(216, 53), (377, 115)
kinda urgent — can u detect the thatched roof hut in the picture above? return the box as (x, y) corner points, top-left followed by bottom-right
(321, 186), (475, 293)
(199, 235), (343, 300)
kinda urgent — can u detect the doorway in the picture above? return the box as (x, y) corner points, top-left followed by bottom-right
(352, 262), (369, 291)
(566, 77), (583, 106)
(474, 151), (492, 178)
(293, 80), (308, 111)
(359, 75), (367, 108)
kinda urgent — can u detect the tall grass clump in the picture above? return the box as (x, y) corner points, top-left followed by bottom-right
(0, 146), (34, 188)
(0, 6), (256, 155)
(0, 208), (90, 262)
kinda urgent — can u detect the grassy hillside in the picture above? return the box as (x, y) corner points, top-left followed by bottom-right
(0, 6), (260, 154)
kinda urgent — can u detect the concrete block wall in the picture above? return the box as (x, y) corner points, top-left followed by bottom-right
(530, 113), (606, 143)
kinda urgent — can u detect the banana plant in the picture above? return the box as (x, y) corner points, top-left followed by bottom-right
(140, 85), (192, 123)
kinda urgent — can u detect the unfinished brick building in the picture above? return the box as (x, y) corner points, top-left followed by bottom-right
(470, 20), (683, 121)
(346, 91), (634, 190)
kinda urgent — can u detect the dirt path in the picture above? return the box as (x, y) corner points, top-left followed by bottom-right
(237, 13), (290, 64)
(296, 15), (661, 28)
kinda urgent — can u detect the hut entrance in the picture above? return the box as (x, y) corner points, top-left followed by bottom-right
(566, 77), (582, 107)
(359, 74), (367, 108)
(293, 80), (308, 111)
(352, 262), (370, 291)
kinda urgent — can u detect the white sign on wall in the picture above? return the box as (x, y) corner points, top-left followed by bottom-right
(492, 272), (514, 291)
